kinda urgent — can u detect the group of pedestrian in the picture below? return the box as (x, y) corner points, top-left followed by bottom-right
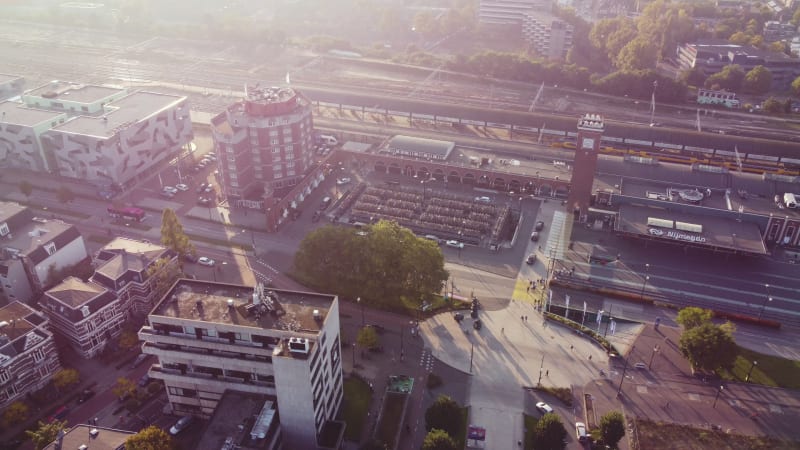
(520, 315), (529, 322)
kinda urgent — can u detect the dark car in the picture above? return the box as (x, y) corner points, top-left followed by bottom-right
(77, 389), (95, 404)
(169, 415), (194, 435)
(366, 324), (386, 334)
(530, 232), (540, 242)
(473, 319), (482, 330)
(130, 353), (148, 369)
(138, 374), (152, 387)
(184, 253), (198, 263)
(196, 182), (207, 194)
(526, 254), (537, 265)
(454, 312), (464, 322)
(535, 221), (545, 231)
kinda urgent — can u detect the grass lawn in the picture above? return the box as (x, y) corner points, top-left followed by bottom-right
(376, 392), (406, 446)
(338, 377), (372, 441)
(524, 414), (539, 450)
(717, 346), (800, 389)
(637, 419), (799, 449)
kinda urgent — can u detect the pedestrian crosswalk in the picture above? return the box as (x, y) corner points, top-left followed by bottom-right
(420, 349), (435, 373)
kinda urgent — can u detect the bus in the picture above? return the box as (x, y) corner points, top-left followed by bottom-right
(697, 89), (740, 108)
(107, 206), (146, 222)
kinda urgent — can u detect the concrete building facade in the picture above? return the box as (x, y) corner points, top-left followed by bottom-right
(479, 0), (573, 59)
(567, 114), (605, 222)
(0, 201), (89, 304)
(0, 81), (192, 187)
(211, 85), (315, 208)
(0, 301), (61, 410)
(139, 280), (343, 449)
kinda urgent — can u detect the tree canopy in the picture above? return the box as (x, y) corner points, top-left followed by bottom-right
(422, 429), (458, 450)
(52, 368), (80, 390)
(293, 221), (448, 308)
(160, 208), (195, 258)
(704, 64), (745, 91)
(146, 256), (182, 301)
(679, 322), (738, 372)
(2, 401), (29, 427)
(532, 413), (568, 450)
(357, 326), (380, 350)
(26, 420), (67, 450)
(742, 65), (772, 94)
(676, 307), (713, 330)
(125, 425), (176, 450)
(600, 411), (626, 447)
(424, 395), (462, 437)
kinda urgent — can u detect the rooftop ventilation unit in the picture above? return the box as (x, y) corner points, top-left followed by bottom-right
(288, 337), (310, 354)
(313, 309), (322, 321)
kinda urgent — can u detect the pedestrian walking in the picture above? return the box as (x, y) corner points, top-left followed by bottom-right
(546, 370), (549, 376)
(521, 315), (524, 321)
(525, 316), (528, 321)
(501, 328), (504, 334)
(570, 345), (574, 350)
(588, 355), (592, 361)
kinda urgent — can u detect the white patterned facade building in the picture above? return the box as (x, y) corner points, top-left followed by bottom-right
(0, 80), (192, 187)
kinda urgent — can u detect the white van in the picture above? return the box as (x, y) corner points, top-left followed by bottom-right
(784, 193), (797, 209)
(318, 134), (338, 146)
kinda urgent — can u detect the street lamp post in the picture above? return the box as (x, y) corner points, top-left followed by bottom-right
(616, 345), (635, 397)
(759, 284), (772, 320)
(712, 385), (724, 408)
(640, 263), (650, 299)
(537, 354), (545, 386)
(648, 344), (660, 370)
(357, 297), (364, 326)
(746, 360), (758, 382)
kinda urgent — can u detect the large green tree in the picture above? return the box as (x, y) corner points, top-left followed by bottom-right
(704, 64), (745, 91)
(676, 307), (713, 330)
(125, 425), (176, 450)
(742, 65), (772, 94)
(2, 401), (29, 427)
(26, 420), (67, 450)
(52, 368), (80, 391)
(293, 221), (448, 308)
(532, 413), (568, 450)
(421, 429), (457, 450)
(600, 411), (626, 447)
(160, 208), (195, 258)
(424, 395), (461, 437)
(679, 322), (738, 372)
(614, 37), (658, 71)
(357, 326), (379, 351)
(146, 256), (182, 301)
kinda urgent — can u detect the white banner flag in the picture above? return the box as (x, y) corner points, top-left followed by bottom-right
(597, 310), (604, 324)
(583, 301), (587, 315)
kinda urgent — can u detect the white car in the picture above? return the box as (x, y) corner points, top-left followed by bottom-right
(575, 422), (588, 441)
(535, 402), (553, 414)
(336, 177), (352, 185)
(445, 240), (464, 249)
(169, 415), (194, 435)
(162, 186), (178, 194)
(175, 183), (189, 192)
(206, 154), (217, 161)
(198, 257), (215, 267)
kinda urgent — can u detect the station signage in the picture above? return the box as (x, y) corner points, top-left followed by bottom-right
(648, 228), (707, 243)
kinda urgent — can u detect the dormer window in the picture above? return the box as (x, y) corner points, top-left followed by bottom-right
(44, 242), (56, 256)
(0, 223), (8, 236)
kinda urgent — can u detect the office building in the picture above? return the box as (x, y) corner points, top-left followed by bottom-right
(139, 280), (344, 449)
(676, 40), (800, 90)
(0, 80), (192, 187)
(210, 85), (315, 207)
(0, 201), (89, 304)
(0, 301), (61, 411)
(479, 0), (573, 59)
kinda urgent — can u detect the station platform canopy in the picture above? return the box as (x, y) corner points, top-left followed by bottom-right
(615, 203), (767, 256)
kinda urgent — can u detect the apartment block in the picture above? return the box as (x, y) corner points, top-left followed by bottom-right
(139, 280), (344, 449)
(0, 301), (61, 410)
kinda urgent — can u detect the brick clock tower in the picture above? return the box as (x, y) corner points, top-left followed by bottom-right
(567, 114), (605, 222)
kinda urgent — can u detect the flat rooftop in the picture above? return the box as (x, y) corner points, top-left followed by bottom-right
(152, 279), (334, 334)
(453, 145), (573, 181)
(0, 218), (74, 260)
(52, 91), (186, 138)
(41, 425), (133, 450)
(617, 203), (767, 255)
(26, 81), (124, 104)
(0, 101), (65, 127)
(198, 391), (278, 450)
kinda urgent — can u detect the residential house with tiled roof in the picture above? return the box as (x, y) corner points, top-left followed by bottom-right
(0, 201), (89, 304)
(42, 237), (178, 358)
(91, 237), (179, 315)
(0, 301), (61, 410)
(42, 277), (120, 358)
